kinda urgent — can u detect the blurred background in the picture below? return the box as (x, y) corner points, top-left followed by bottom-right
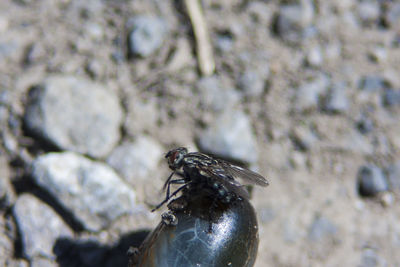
(0, 0), (399, 266)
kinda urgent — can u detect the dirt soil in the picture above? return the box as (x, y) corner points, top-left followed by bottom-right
(1, 0), (400, 267)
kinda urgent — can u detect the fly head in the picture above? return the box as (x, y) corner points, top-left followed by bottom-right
(165, 147), (188, 170)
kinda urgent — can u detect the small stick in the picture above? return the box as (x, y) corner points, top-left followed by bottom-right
(184, 0), (215, 76)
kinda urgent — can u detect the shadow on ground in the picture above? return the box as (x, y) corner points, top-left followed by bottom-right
(53, 230), (149, 267)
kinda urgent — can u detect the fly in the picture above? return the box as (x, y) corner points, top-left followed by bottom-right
(152, 147), (268, 211)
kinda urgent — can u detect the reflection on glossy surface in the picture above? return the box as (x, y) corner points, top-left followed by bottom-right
(130, 194), (259, 267)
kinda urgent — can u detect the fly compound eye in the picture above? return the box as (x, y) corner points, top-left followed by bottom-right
(167, 148), (187, 169)
(167, 151), (179, 167)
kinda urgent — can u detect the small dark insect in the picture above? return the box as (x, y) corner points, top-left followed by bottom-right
(152, 147), (268, 211)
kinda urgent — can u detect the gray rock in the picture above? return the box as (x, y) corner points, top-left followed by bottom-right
(238, 70), (267, 97)
(384, 3), (400, 30)
(24, 75), (123, 158)
(0, 155), (14, 209)
(358, 1), (380, 26)
(23, 43), (46, 65)
(247, 1), (273, 24)
(13, 194), (73, 258)
(31, 257), (57, 267)
(0, 89), (9, 104)
(387, 161), (400, 191)
(128, 15), (167, 57)
(360, 248), (386, 267)
(382, 88), (400, 107)
(357, 164), (388, 197)
(324, 81), (349, 113)
(32, 152), (136, 232)
(0, 41), (18, 60)
(295, 74), (330, 112)
(197, 76), (240, 112)
(356, 116), (374, 134)
(107, 136), (163, 182)
(216, 35), (234, 52)
(0, 217), (14, 266)
(305, 45), (323, 67)
(198, 110), (258, 164)
(344, 131), (374, 155)
(275, 1), (314, 43)
(324, 41), (342, 62)
(369, 47), (387, 63)
(359, 75), (386, 92)
(2, 259), (28, 267)
(308, 216), (337, 242)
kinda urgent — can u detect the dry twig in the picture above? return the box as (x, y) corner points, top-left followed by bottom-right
(184, 0), (215, 76)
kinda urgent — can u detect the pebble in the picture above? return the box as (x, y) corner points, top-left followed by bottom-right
(308, 216), (337, 242)
(23, 43), (46, 65)
(0, 105), (8, 129)
(107, 136), (163, 182)
(2, 259), (28, 267)
(24, 75), (123, 158)
(127, 15), (167, 57)
(0, 41), (18, 60)
(357, 164), (388, 197)
(383, 3), (400, 30)
(324, 81), (349, 113)
(356, 116), (374, 134)
(291, 125), (318, 151)
(380, 192), (394, 207)
(324, 41), (342, 62)
(0, 16), (9, 33)
(197, 76), (240, 111)
(357, 1), (380, 26)
(368, 47), (387, 63)
(305, 45), (323, 67)
(387, 161), (400, 191)
(247, 1), (273, 24)
(289, 151), (307, 169)
(31, 152), (137, 232)
(84, 22), (104, 41)
(216, 34), (234, 52)
(13, 194), (73, 258)
(275, 0), (314, 43)
(166, 37), (192, 72)
(345, 131), (374, 155)
(0, 217), (14, 266)
(237, 70), (266, 97)
(295, 74), (330, 112)
(382, 88), (400, 107)
(31, 257), (57, 267)
(197, 109), (258, 164)
(360, 248), (386, 267)
(0, 155), (14, 209)
(359, 75), (386, 92)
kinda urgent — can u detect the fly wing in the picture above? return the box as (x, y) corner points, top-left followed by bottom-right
(195, 163), (250, 199)
(216, 159), (269, 187)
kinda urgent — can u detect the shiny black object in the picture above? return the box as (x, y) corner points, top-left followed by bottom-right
(129, 194), (259, 267)
(153, 147), (268, 211)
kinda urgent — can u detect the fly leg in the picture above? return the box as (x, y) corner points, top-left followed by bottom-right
(152, 180), (189, 212)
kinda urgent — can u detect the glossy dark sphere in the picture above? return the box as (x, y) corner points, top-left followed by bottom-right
(130, 194), (259, 267)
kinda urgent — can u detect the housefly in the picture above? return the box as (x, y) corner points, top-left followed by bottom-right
(152, 147), (268, 211)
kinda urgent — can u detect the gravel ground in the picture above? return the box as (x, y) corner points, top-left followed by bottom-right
(1, 0), (400, 266)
